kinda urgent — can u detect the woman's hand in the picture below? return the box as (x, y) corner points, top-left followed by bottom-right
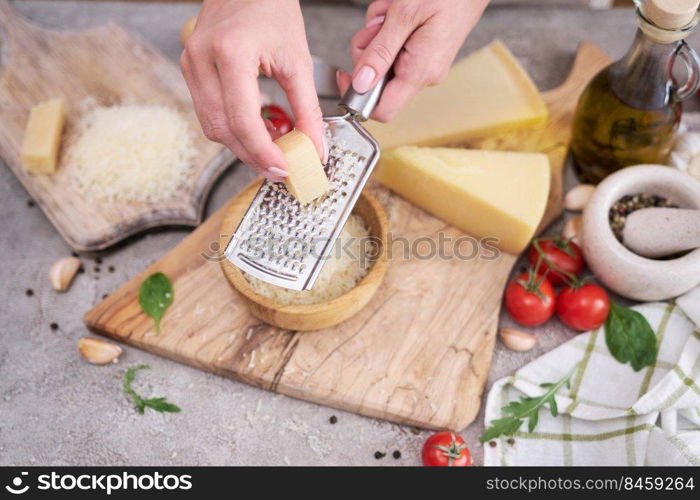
(338, 0), (489, 122)
(181, 0), (326, 181)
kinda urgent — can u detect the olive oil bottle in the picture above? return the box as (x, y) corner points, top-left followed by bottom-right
(570, 0), (700, 184)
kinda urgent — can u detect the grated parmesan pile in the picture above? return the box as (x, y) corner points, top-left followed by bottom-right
(66, 104), (195, 202)
(245, 214), (372, 305)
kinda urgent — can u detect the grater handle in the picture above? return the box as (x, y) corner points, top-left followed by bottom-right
(338, 73), (389, 121)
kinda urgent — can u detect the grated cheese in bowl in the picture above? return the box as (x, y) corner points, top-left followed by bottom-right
(244, 214), (371, 305)
(66, 104), (195, 203)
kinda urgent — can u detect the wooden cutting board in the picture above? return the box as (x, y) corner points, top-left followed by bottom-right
(84, 43), (611, 431)
(0, 0), (232, 251)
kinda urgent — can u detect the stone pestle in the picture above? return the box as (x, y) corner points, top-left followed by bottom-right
(623, 207), (700, 258)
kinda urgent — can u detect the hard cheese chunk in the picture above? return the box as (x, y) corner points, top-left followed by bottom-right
(376, 147), (550, 254)
(275, 130), (329, 204)
(21, 98), (65, 175)
(365, 41), (547, 150)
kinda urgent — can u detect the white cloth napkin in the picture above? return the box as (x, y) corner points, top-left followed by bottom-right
(483, 287), (700, 466)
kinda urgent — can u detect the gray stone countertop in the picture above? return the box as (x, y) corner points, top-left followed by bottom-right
(2, 1), (694, 466)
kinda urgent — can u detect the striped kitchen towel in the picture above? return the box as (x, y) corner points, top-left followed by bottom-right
(483, 287), (700, 466)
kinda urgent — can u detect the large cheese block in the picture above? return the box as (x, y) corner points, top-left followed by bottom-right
(365, 41), (547, 150)
(376, 146), (550, 254)
(275, 130), (329, 204)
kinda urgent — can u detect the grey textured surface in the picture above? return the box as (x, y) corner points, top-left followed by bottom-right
(1, 1), (691, 466)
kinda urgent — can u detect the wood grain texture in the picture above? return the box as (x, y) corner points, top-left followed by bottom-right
(0, 0), (232, 251)
(84, 43), (612, 431)
(220, 183), (390, 331)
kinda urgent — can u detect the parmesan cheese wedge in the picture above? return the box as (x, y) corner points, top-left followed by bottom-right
(275, 130), (328, 204)
(376, 146), (551, 254)
(21, 98), (65, 175)
(365, 41), (547, 149)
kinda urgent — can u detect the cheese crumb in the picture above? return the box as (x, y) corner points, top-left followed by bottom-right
(66, 104), (195, 202)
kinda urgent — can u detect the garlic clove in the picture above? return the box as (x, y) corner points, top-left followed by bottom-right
(669, 131), (700, 171)
(563, 215), (583, 246)
(499, 328), (537, 351)
(564, 184), (595, 211)
(77, 337), (122, 365)
(48, 256), (81, 292)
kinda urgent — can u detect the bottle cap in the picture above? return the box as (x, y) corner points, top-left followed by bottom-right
(644, 0), (699, 29)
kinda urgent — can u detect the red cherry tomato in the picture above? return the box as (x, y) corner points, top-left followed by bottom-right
(505, 272), (556, 326)
(422, 432), (472, 467)
(556, 283), (610, 331)
(528, 237), (584, 285)
(261, 104), (293, 135)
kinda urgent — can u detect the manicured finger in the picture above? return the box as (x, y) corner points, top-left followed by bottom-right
(350, 10), (415, 93)
(185, 60), (281, 181)
(181, 49), (243, 155)
(336, 69), (352, 97)
(264, 118), (284, 141)
(370, 76), (420, 122)
(350, 22), (384, 64)
(365, 0), (391, 25)
(217, 54), (287, 173)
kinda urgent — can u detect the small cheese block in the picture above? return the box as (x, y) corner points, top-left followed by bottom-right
(376, 146), (551, 254)
(275, 130), (329, 204)
(21, 98), (65, 175)
(365, 41), (547, 150)
(180, 16), (197, 46)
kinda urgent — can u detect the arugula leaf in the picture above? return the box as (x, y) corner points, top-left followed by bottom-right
(604, 302), (657, 371)
(138, 272), (173, 335)
(480, 367), (575, 443)
(123, 364), (147, 413)
(143, 397), (181, 413)
(123, 365), (181, 415)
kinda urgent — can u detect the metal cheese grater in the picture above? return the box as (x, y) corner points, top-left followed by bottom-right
(223, 78), (387, 291)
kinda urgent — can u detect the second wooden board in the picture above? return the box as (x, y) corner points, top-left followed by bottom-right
(84, 43), (611, 430)
(0, 0), (232, 251)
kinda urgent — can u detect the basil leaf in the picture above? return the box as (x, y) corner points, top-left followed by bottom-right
(138, 272), (173, 335)
(604, 302), (657, 371)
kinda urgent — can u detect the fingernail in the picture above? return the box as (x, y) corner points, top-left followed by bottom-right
(353, 65), (376, 94)
(365, 15), (385, 29)
(322, 135), (329, 164)
(268, 166), (288, 178)
(263, 118), (276, 131)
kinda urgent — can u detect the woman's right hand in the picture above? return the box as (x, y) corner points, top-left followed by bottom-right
(338, 0), (489, 122)
(180, 0), (327, 182)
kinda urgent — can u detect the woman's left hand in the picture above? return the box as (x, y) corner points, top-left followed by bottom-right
(338, 0), (489, 122)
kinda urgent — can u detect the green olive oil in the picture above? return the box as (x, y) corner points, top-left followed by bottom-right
(570, 7), (700, 184)
(570, 68), (681, 184)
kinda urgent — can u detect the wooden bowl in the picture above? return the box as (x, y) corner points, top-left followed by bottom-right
(219, 180), (389, 331)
